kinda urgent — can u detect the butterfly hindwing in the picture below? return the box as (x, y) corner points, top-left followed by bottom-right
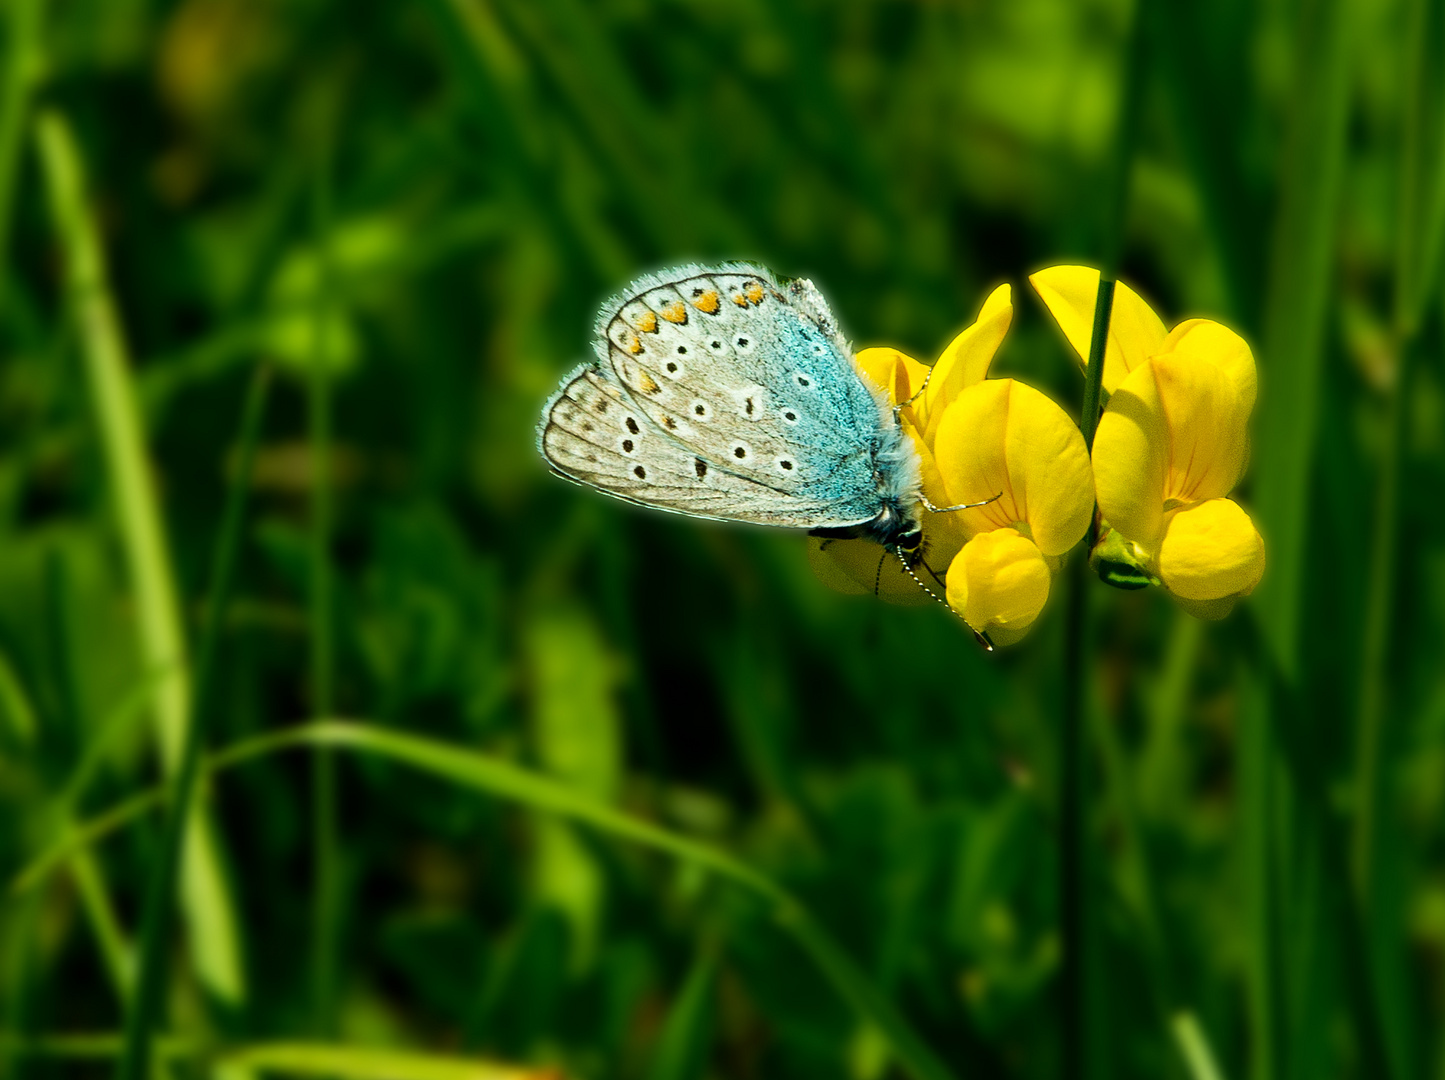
(539, 366), (861, 526)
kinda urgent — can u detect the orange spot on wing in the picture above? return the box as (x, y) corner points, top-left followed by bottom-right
(626, 333), (643, 354)
(636, 310), (658, 333)
(639, 371), (661, 394)
(732, 293), (749, 307)
(660, 300), (688, 324)
(745, 281), (764, 303)
(693, 290), (720, 314)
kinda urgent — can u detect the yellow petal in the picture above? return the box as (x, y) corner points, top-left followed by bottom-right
(807, 535), (933, 606)
(1092, 365), (1170, 551)
(917, 283), (1012, 440)
(931, 379), (1093, 557)
(855, 347), (930, 409)
(1157, 498), (1265, 601)
(945, 528), (1051, 639)
(1161, 319), (1257, 414)
(907, 420), (968, 570)
(1092, 353), (1249, 551)
(1148, 353), (1250, 504)
(1029, 266), (1168, 394)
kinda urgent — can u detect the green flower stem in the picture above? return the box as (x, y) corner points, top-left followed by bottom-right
(35, 106), (249, 1012)
(114, 363), (273, 1080)
(1080, 279), (1115, 454)
(1059, 275), (1113, 1080)
(1060, 6), (1147, 1077)
(14, 721), (960, 1080)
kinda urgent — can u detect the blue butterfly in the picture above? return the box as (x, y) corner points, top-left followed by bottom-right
(537, 262), (930, 568)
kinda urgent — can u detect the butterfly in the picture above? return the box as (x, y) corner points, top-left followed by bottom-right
(536, 262), (962, 605)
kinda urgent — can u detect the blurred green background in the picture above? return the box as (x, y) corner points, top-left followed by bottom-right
(2, 0), (1444, 1078)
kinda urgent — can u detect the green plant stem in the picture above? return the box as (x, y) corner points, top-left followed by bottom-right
(1350, 330), (1413, 1070)
(115, 364), (272, 1080)
(310, 128), (340, 1048)
(35, 106), (247, 1008)
(1060, 5), (1146, 1072)
(18, 720), (960, 1080)
(0, 0), (44, 306)
(1060, 576), (1086, 1080)
(1060, 274), (1112, 1080)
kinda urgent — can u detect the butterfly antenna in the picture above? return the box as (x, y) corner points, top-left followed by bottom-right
(892, 548), (951, 610)
(894, 365), (935, 413)
(873, 548), (887, 597)
(891, 548), (995, 653)
(920, 491), (1004, 514)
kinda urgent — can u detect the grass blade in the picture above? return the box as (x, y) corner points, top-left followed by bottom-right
(114, 363), (272, 1080)
(645, 948), (717, 1080)
(0, 0), (44, 305)
(35, 106), (249, 1009)
(1171, 1012), (1229, 1080)
(14, 720), (961, 1080)
(2, 1036), (555, 1080)
(1250, 0), (1357, 680)
(1349, 1), (1443, 1075)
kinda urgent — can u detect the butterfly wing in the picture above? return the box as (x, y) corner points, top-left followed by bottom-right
(538, 263), (912, 530)
(539, 366), (858, 526)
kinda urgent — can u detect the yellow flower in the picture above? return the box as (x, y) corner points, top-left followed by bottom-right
(1030, 265), (1266, 618)
(811, 285), (1094, 644)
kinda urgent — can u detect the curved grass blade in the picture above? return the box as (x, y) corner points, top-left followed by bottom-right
(1, 1036), (556, 1080)
(10, 721), (960, 1080)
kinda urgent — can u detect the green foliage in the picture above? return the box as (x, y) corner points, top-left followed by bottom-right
(2, 1), (1443, 1079)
